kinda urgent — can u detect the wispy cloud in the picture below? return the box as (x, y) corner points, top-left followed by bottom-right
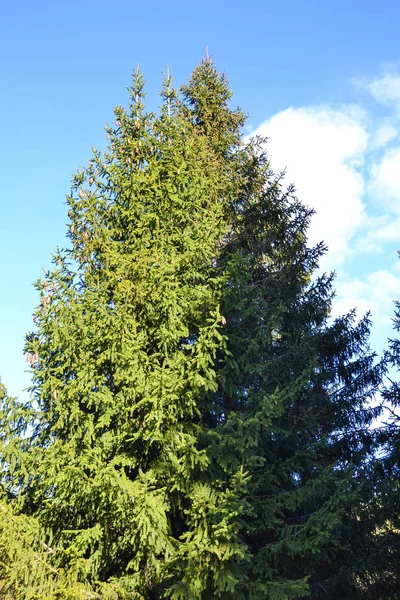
(334, 268), (400, 326)
(370, 123), (398, 149)
(365, 72), (400, 116)
(369, 146), (400, 213)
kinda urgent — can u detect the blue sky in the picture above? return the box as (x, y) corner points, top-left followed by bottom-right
(1, 0), (400, 398)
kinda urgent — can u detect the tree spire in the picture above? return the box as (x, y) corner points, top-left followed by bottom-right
(180, 57), (246, 153)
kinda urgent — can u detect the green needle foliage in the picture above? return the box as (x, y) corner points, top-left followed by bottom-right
(315, 296), (400, 600)
(0, 58), (385, 599)
(366, 298), (400, 599)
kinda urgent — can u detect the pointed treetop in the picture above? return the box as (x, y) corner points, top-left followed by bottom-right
(160, 65), (178, 118)
(126, 65), (146, 118)
(180, 57), (247, 153)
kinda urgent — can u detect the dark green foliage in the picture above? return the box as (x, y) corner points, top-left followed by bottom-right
(304, 300), (400, 600)
(383, 301), (400, 474)
(362, 299), (400, 599)
(0, 58), (387, 599)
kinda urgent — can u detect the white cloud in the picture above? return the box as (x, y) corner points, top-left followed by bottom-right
(370, 123), (398, 149)
(248, 106), (368, 270)
(366, 73), (400, 115)
(369, 146), (400, 213)
(334, 268), (400, 331)
(353, 212), (400, 255)
(392, 257), (400, 275)
(372, 218), (400, 242)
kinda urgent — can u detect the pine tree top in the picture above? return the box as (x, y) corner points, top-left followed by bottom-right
(181, 57), (247, 153)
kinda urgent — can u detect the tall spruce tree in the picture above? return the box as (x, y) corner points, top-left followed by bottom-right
(0, 58), (384, 599)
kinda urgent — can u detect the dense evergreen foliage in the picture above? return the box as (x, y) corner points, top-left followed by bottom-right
(0, 58), (397, 598)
